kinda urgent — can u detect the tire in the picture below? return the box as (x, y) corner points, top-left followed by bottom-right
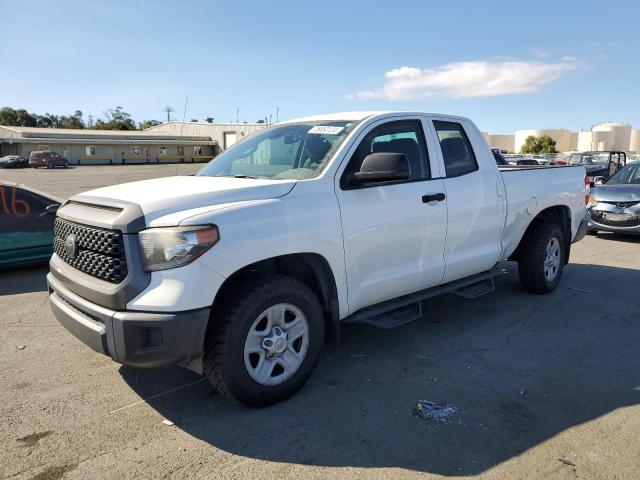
(47, 161), (53, 169)
(517, 222), (565, 294)
(587, 229), (598, 235)
(63, 160), (69, 168)
(203, 274), (325, 407)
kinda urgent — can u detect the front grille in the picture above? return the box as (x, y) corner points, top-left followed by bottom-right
(53, 218), (128, 283)
(589, 211), (640, 228)
(598, 200), (640, 207)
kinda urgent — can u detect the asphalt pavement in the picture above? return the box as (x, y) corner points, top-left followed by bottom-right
(1, 166), (639, 479)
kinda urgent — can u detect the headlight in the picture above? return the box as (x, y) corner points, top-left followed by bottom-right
(588, 195), (598, 206)
(138, 225), (219, 272)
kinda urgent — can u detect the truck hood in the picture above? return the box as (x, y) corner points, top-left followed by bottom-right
(71, 175), (296, 223)
(591, 184), (640, 202)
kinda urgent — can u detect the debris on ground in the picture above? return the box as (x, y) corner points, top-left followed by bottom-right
(162, 419), (175, 426)
(568, 286), (591, 294)
(558, 457), (576, 467)
(413, 400), (458, 422)
(17, 345), (25, 350)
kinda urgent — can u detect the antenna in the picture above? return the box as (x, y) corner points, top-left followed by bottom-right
(176, 95), (188, 176)
(162, 106), (175, 122)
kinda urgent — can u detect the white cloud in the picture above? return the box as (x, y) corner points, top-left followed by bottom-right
(530, 48), (549, 58)
(348, 59), (579, 101)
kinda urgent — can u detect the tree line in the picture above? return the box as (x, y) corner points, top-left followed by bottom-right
(0, 106), (161, 131)
(520, 135), (558, 154)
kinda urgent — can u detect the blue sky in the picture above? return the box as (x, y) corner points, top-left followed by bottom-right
(1, 0), (638, 133)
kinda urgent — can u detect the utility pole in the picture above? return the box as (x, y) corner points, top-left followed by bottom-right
(162, 106), (175, 123)
(236, 108), (239, 123)
(276, 106), (280, 123)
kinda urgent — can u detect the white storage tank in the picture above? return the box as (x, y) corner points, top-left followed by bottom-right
(629, 129), (640, 153)
(577, 132), (593, 152)
(592, 122), (632, 151)
(591, 131), (612, 151)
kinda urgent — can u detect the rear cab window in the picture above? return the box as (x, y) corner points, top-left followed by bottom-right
(433, 120), (479, 177)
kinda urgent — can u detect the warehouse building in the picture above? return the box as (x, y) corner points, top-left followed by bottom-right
(0, 120), (268, 165)
(0, 126), (217, 165)
(143, 121), (266, 150)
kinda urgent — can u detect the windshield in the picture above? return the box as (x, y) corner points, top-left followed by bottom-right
(198, 120), (359, 180)
(569, 153), (609, 165)
(606, 164), (640, 185)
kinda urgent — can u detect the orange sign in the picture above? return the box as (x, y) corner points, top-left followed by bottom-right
(0, 186), (30, 218)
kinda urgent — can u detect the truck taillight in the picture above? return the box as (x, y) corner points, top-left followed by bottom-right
(584, 175), (590, 205)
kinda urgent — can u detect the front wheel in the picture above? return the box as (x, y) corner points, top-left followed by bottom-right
(203, 274), (325, 407)
(47, 161), (53, 169)
(518, 222), (565, 294)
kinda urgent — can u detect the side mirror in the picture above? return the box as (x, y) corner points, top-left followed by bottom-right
(347, 152), (410, 186)
(593, 176), (606, 185)
(45, 204), (60, 215)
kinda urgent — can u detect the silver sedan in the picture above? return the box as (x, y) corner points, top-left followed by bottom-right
(587, 163), (640, 235)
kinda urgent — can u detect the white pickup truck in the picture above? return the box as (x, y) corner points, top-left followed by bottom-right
(48, 112), (588, 406)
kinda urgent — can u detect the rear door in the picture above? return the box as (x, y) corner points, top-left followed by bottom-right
(335, 117), (447, 313)
(427, 118), (505, 283)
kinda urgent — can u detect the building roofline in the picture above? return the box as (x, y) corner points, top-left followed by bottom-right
(143, 121), (267, 131)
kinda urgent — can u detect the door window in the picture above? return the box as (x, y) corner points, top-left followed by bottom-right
(433, 121), (478, 177)
(343, 120), (430, 185)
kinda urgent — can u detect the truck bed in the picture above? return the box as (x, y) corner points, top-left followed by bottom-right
(498, 164), (586, 260)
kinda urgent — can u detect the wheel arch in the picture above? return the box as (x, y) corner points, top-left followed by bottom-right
(210, 253), (341, 342)
(509, 205), (573, 264)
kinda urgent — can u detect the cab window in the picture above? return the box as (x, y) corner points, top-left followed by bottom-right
(433, 121), (478, 177)
(343, 120), (430, 184)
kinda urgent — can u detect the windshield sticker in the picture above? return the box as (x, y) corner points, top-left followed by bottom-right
(308, 126), (345, 135)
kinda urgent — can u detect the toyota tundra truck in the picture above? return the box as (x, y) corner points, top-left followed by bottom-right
(47, 112), (589, 406)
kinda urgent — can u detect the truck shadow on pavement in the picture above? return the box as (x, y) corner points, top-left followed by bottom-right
(119, 262), (640, 476)
(0, 265), (48, 296)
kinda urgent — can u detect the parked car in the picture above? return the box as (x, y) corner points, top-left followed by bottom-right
(47, 111), (588, 406)
(516, 158), (540, 166)
(29, 150), (69, 169)
(0, 181), (61, 269)
(626, 154), (639, 163)
(587, 162), (640, 235)
(567, 151), (626, 184)
(0, 155), (29, 169)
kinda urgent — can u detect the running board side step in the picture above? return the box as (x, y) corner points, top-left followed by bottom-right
(342, 267), (505, 329)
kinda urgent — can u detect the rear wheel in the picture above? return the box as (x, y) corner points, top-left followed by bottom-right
(47, 161), (53, 169)
(63, 160), (69, 168)
(518, 222), (565, 294)
(203, 274), (324, 407)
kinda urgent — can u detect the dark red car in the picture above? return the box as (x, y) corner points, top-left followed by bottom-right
(29, 151), (69, 169)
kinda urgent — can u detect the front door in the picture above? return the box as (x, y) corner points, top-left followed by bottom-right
(335, 118), (447, 314)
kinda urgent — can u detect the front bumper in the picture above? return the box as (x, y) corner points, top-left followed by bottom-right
(48, 272), (210, 371)
(587, 210), (640, 235)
